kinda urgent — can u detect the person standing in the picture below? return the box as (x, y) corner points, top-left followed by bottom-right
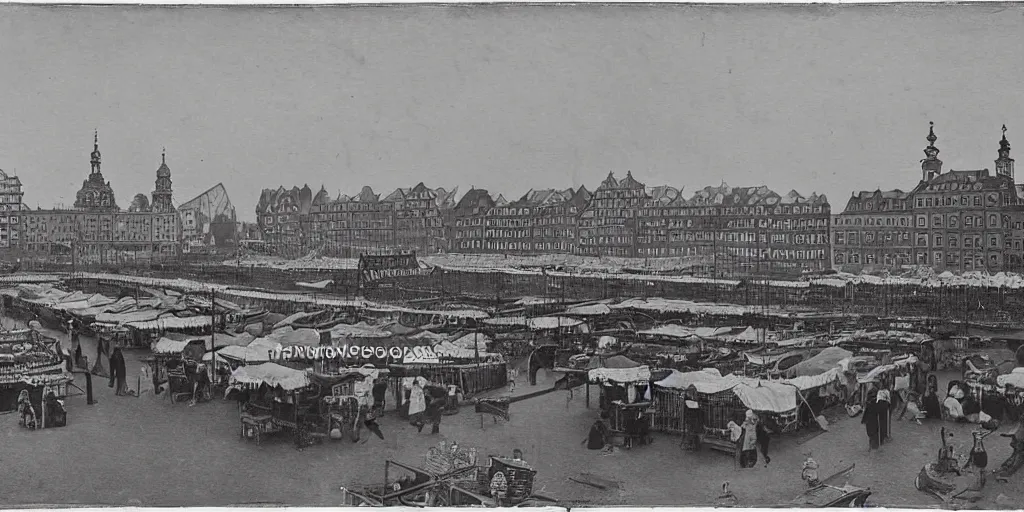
(738, 410), (759, 468)
(423, 384), (447, 435)
(862, 389), (882, 450)
(408, 377), (427, 432)
(877, 388), (892, 443)
(109, 347), (128, 396)
(372, 378), (388, 417)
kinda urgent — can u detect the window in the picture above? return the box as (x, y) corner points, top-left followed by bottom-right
(916, 216), (926, 228)
(949, 237), (958, 248)
(990, 214), (998, 228)
(916, 234), (928, 247)
(991, 236), (998, 248)
(933, 215), (942, 227)
(934, 235), (943, 247)
(965, 237), (973, 248)
(966, 216), (973, 227)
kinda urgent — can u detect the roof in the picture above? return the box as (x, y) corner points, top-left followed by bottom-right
(255, 185), (314, 215)
(455, 188), (495, 211)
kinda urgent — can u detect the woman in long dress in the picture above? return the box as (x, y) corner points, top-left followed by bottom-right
(408, 377), (427, 431)
(110, 348), (128, 396)
(738, 410), (759, 468)
(862, 389), (881, 450)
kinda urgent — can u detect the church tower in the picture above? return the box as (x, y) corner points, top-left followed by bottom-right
(921, 122), (943, 182)
(74, 130), (119, 211)
(151, 148), (175, 213)
(996, 125), (1014, 181)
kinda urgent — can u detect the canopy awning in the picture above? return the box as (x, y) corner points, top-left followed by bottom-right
(229, 363), (310, 391)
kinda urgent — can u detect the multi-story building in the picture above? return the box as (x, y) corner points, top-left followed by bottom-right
(255, 185), (313, 257)
(308, 186), (396, 257)
(578, 172), (648, 257)
(831, 190), (913, 271)
(834, 123), (1020, 273)
(0, 169), (25, 250)
(451, 188), (494, 253)
(527, 187), (589, 255)
(484, 195), (539, 254)
(385, 183), (457, 255)
(636, 186), (683, 258)
(16, 133), (180, 262)
(634, 183), (831, 275)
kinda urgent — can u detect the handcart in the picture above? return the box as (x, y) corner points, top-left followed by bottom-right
(791, 463), (871, 507)
(475, 397), (510, 429)
(915, 427), (994, 504)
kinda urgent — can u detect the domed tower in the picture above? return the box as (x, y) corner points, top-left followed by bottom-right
(921, 122), (943, 182)
(996, 125), (1014, 181)
(151, 148), (175, 213)
(74, 130), (119, 211)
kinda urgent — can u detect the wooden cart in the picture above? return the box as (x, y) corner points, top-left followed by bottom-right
(792, 464), (871, 507)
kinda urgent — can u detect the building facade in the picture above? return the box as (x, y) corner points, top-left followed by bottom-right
(578, 172), (648, 257)
(16, 134), (180, 262)
(834, 123), (1020, 274)
(832, 190), (913, 271)
(255, 185), (313, 257)
(451, 188), (494, 253)
(0, 170), (25, 250)
(308, 186), (396, 257)
(385, 183), (456, 255)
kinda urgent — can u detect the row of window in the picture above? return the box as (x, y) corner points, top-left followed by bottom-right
(835, 251), (1001, 268)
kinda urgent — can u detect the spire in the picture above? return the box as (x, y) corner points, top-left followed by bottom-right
(90, 129), (102, 175)
(162, 147), (166, 164)
(926, 121), (937, 146)
(921, 121), (942, 181)
(996, 124), (1014, 180)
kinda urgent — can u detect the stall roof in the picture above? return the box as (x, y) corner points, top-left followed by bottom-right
(229, 363), (309, 391)
(565, 304), (612, 316)
(784, 347), (853, 378)
(527, 316), (584, 330)
(95, 308), (168, 325)
(588, 365), (651, 385)
(296, 280), (333, 290)
(638, 324), (698, 340)
(588, 354), (643, 370)
(126, 315), (212, 331)
(152, 337), (210, 355)
(327, 322), (392, 339)
(482, 316), (529, 327)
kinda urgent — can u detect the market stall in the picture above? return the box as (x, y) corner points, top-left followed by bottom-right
(587, 360), (653, 448)
(228, 362), (320, 447)
(0, 329), (73, 423)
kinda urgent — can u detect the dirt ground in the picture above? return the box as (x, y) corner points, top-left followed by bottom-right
(2, 320), (1023, 508)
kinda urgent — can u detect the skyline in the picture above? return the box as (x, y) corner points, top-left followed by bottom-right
(2, 5), (1024, 221)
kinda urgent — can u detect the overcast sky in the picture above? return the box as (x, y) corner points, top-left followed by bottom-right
(2, 5), (1023, 221)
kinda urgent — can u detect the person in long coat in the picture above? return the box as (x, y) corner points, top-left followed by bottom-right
(862, 389), (882, 450)
(109, 347), (128, 396)
(877, 389), (892, 443)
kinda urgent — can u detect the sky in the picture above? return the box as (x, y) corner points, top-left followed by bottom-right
(2, 5), (1024, 221)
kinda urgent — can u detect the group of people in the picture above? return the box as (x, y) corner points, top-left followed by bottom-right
(729, 409), (771, 468)
(406, 376), (449, 435)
